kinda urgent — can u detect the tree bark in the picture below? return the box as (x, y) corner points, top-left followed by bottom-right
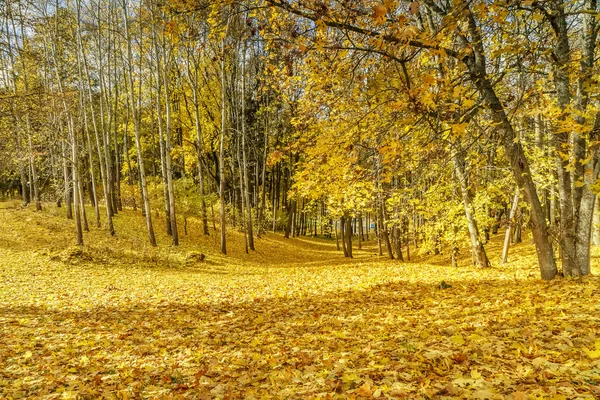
(501, 187), (520, 265)
(241, 42), (254, 251)
(284, 199), (296, 239)
(158, 17), (179, 245)
(452, 150), (489, 268)
(460, 11), (557, 278)
(122, 0), (156, 246)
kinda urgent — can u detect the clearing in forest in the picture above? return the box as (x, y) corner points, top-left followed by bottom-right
(0, 203), (599, 399)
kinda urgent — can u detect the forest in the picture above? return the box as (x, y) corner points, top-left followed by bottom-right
(1, 0), (600, 398)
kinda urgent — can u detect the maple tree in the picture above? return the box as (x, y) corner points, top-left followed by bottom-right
(257, 0), (600, 280)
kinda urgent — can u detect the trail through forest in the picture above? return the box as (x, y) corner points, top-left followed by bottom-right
(1, 202), (600, 399)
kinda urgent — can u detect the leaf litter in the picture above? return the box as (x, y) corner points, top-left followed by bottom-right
(0, 204), (599, 399)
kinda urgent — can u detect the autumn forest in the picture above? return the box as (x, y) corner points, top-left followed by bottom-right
(1, 0), (600, 398)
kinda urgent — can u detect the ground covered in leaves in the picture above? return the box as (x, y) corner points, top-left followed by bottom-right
(1, 203), (600, 399)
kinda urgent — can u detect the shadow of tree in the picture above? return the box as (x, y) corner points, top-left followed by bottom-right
(2, 276), (598, 398)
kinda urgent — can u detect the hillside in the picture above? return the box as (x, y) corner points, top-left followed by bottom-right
(1, 203), (599, 399)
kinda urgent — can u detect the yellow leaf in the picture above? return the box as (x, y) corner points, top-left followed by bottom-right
(356, 382), (372, 397)
(422, 74), (436, 86)
(398, 25), (419, 41)
(452, 123), (468, 135)
(451, 334), (465, 346)
(372, 5), (387, 25)
(584, 342), (600, 358)
(373, 4), (387, 18)
(342, 373), (361, 383)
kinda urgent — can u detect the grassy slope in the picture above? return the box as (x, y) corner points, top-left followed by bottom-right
(0, 202), (599, 399)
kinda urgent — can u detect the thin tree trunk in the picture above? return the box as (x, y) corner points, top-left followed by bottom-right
(284, 199), (296, 239)
(258, 102), (269, 236)
(85, 0), (114, 235)
(379, 204), (393, 260)
(122, 0), (156, 246)
(62, 140), (73, 219)
(72, 133), (83, 246)
(344, 211), (353, 258)
(159, 19), (179, 245)
(75, 14), (101, 228)
(78, 178), (89, 232)
(219, 26), (228, 254)
(501, 187), (520, 265)
(393, 226), (404, 262)
(241, 42), (254, 250)
(151, 19), (172, 237)
(340, 215), (348, 256)
(186, 48), (210, 236)
(19, 160), (29, 206)
(452, 150), (490, 268)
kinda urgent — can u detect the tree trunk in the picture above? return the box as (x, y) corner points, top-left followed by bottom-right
(27, 129), (41, 211)
(344, 211), (353, 258)
(593, 199), (600, 246)
(72, 134), (83, 246)
(465, 56), (556, 279)
(62, 140), (73, 219)
(78, 178), (89, 232)
(393, 226), (404, 262)
(501, 187), (520, 265)
(452, 150), (490, 268)
(284, 199), (296, 239)
(151, 20), (173, 238)
(340, 215), (348, 257)
(241, 42), (254, 251)
(575, 189), (595, 276)
(258, 104), (269, 236)
(19, 160), (29, 206)
(75, 17), (101, 228)
(159, 22), (179, 245)
(122, 0), (156, 246)
(218, 29), (228, 254)
(186, 47), (210, 236)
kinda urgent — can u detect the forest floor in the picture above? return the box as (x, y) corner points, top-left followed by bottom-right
(0, 202), (599, 399)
